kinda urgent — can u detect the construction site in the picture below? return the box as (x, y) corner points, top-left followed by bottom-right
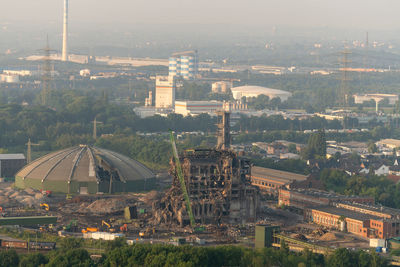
(0, 111), (376, 251)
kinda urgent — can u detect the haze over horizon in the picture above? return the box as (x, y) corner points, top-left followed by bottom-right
(1, 0), (400, 31)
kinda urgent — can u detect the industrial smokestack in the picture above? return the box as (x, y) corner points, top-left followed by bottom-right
(61, 0), (68, 61)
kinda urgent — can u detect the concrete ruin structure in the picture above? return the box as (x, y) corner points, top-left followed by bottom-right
(153, 111), (259, 226)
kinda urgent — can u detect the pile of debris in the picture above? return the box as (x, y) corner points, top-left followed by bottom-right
(152, 186), (186, 226)
(311, 228), (327, 237)
(319, 232), (338, 241)
(291, 233), (308, 241)
(0, 186), (46, 208)
(78, 198), (127, 214)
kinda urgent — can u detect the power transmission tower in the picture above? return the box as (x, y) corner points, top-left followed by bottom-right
(339, 49), (352, 107)
(40, 37), (55, 106)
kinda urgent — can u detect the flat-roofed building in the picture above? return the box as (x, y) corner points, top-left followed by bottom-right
(305, 205), (400, 239)
(250, 166), (308, 194)
(174, 100), (223, 116)
(376, 139), (400, 150)
(155, 75), (176, 109)
(336, 202), (400, 220)
(0, 154), (26, 178)
(231, 85), (292, 101)
(354, 94), (398, 105)
(278, 188), (374, 210)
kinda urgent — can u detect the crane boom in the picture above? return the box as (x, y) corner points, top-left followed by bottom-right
(169, 131), (196, 227)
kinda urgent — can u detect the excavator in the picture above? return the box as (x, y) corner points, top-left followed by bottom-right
(102, 220), (116, 233)
(63, 219), (78, 232)
(40, 203), (49, 211)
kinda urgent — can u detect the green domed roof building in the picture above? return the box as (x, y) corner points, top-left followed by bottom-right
(15, 145), (156, 194)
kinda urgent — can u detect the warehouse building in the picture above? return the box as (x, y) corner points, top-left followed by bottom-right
(15, 145), (156, 194)
(174, 100), (223, 116)
(250, 166), (308, 194)
(0, 154), (26, 178)
(305, 205), (400, 239)
(231, 85), (292, 101)
(278, 188), (374, 210)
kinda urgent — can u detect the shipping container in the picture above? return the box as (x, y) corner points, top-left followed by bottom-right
(29, 241), (56, 250)
(2, 240), (28, 249)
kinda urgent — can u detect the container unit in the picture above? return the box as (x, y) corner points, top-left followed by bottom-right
(84, 232), (124, 241)
(29, 241), (56, 250)
(2, 240), (28, 249)
(370, 238), (386, 248)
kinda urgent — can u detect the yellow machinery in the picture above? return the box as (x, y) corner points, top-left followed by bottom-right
(82, 227), (99, 233)
(40, 203), (49, 211)
(102, 220), (116, 232)
(139, 227), (155, 238)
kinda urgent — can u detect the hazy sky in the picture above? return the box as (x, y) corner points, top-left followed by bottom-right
(1, 0), (399, 31)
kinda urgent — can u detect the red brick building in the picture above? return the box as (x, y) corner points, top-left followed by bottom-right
(305, 206), (400, 239)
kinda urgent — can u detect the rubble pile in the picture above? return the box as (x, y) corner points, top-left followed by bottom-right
(78, 198), (126, 214)
(0, 186), (46, 208)
(152, 187), (186, 226)
(320, 232), (338, 241)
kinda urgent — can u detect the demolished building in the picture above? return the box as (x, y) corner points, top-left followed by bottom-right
(153, 112), (259, 226)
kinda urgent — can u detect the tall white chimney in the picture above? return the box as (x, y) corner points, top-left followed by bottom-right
(62, 0), (68, 61)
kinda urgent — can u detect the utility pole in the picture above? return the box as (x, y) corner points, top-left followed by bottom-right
(92, 117), (103, 140)
(26, 139), (40, 164)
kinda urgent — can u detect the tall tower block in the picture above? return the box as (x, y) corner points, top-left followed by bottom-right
(62, 0), (68, 61)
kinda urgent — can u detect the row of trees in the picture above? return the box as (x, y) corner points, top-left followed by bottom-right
(318, 169), (400, 209)
(0, 238), (388, 267)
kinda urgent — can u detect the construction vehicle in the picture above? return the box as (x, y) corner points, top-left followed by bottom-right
(40, 203), (49, 211)
(81, 227), (99, 234)
(119, 224), (128, 232)
(40, 190), (52, 197)
(102, 220), (116, 233)
(169, 130), (199, 230)
(63, 219), (78, 232)
(139, 227), (154, 239)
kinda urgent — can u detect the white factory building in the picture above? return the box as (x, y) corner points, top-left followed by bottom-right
(212, 81), (232, 94)
(0, 74), (19, 83)
(230, 85), (292, 101)
(175, 100), (223, 116)
(353, 94), (398, 105)
(155, 75), (176, 109)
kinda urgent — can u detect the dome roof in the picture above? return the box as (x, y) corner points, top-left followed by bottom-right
(17, 145), (154, 184)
